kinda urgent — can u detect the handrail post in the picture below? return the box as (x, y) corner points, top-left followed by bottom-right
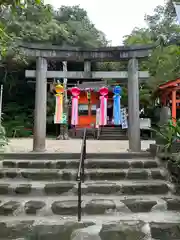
(77, 181), (82, 222)
(82, 146), (85, 183)
(82, 137), (86, 182)
(77, 128), (87, 222)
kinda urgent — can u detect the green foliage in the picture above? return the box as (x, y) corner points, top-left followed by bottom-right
(4, 119), (32, 138)
(1, 0), (180, 137)
(3, 3), (106, 47)
(3, 101), (33, 137)
(166, 154), (180, 183)
(152, 119), (180, 152)
(0, 2), (108, 137)
(124, 1), (180, 91)
(0, 121), (8, 152)
(0, 0), (42, 55)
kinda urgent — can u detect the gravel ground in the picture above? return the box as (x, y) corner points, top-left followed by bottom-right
(4, 138), (155, 153)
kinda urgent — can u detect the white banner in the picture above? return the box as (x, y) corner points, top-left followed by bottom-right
(121, 108), (128, 129)
(174, 2), (180, 24)
(96, 108), (100, 128)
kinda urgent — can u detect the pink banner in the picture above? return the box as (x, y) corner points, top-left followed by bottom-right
(71, 87), (80, 126)
(99, 87), (108, 126)
(100, 96), (108, 125)
(71, 96), (78, 125)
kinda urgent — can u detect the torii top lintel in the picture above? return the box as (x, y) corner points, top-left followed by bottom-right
(19, 42), (155, 61)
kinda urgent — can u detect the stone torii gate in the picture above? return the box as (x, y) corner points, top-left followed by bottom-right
(20, 42), (153, 152)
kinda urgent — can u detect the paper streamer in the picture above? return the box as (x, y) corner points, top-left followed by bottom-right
(113, 86), (122, 125)
(54, 84), (64, 124)
(71, 87), (80, 125)
(54, 94), (63, 124)
(99, 87), (108, 126)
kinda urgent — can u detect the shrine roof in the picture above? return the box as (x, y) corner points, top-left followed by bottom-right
(77, 81), (107, 89)
(159, 78), (180, 89)
(67, 81), (120, 92)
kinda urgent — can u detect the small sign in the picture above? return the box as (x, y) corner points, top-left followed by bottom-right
(121, 108), (128, 129)
(119, 51), (129, 59)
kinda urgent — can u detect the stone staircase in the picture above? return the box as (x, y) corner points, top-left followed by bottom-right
(98, 126), (128, 140)
(0, 152), (179, 239)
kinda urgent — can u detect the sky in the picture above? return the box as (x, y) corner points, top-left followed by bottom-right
(44, 0), (166, 45)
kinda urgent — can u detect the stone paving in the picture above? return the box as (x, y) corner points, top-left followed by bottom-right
(1, 139), (180, 239)
(4, 138), (155, 152)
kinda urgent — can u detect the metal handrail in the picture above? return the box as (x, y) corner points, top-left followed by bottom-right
(77, 128), (87, 221)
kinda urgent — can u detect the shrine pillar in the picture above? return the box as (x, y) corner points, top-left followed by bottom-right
(172, 90), (177, 123)
(128, 58), (141, 152)
(33, 57), (47, 152)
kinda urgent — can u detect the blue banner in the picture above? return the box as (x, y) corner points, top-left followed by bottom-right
(114, 94), (121, 125)
(113, 86), (122, 125)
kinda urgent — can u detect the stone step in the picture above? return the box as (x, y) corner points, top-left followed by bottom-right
(0, 180), (172, 196)
(0, 213), (180, 239)
(100, 132), (126, 136)
(101, 128), (126, 132)
(99, 136), (128, 140)
(0, 195), (179, 217)
(99, 133), (126, 136)
(100, 130), (126, 133)
(0, 152), (152, 160)
(2, 159), (159, 169)
(100, 127), (126, 131)
(0, 168), (166, 181)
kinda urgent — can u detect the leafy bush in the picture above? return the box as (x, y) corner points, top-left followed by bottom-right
(3, 117), (32, 138)
(153, 119), (180, 183)
(0, 123), (8, 152)
(152, 119), (180, 153)
(167, 154), (180, 183)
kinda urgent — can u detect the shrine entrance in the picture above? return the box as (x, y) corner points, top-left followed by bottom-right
(107, 101), (113, 125)
(159, 78), (180, 123)
(21, 42), (154, 152)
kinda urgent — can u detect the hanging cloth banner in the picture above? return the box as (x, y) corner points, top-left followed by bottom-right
(121, 108), (128, 129)
(113, 86), (122, 125)
(173, 2), (180, 24)
(71, 87), (80, 125)
(99, 87), (108, 126)
(54, 84), (64, 124)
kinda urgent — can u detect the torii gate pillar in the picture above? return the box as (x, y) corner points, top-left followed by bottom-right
(33, 57), (47, 152)
(128, 58), (141, 152)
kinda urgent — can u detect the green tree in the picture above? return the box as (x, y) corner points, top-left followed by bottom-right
(0, 0), (41, 55)
(124, 1), (180, 90)
(0, 2), (108, 137)
(122, 1), (180, 114)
